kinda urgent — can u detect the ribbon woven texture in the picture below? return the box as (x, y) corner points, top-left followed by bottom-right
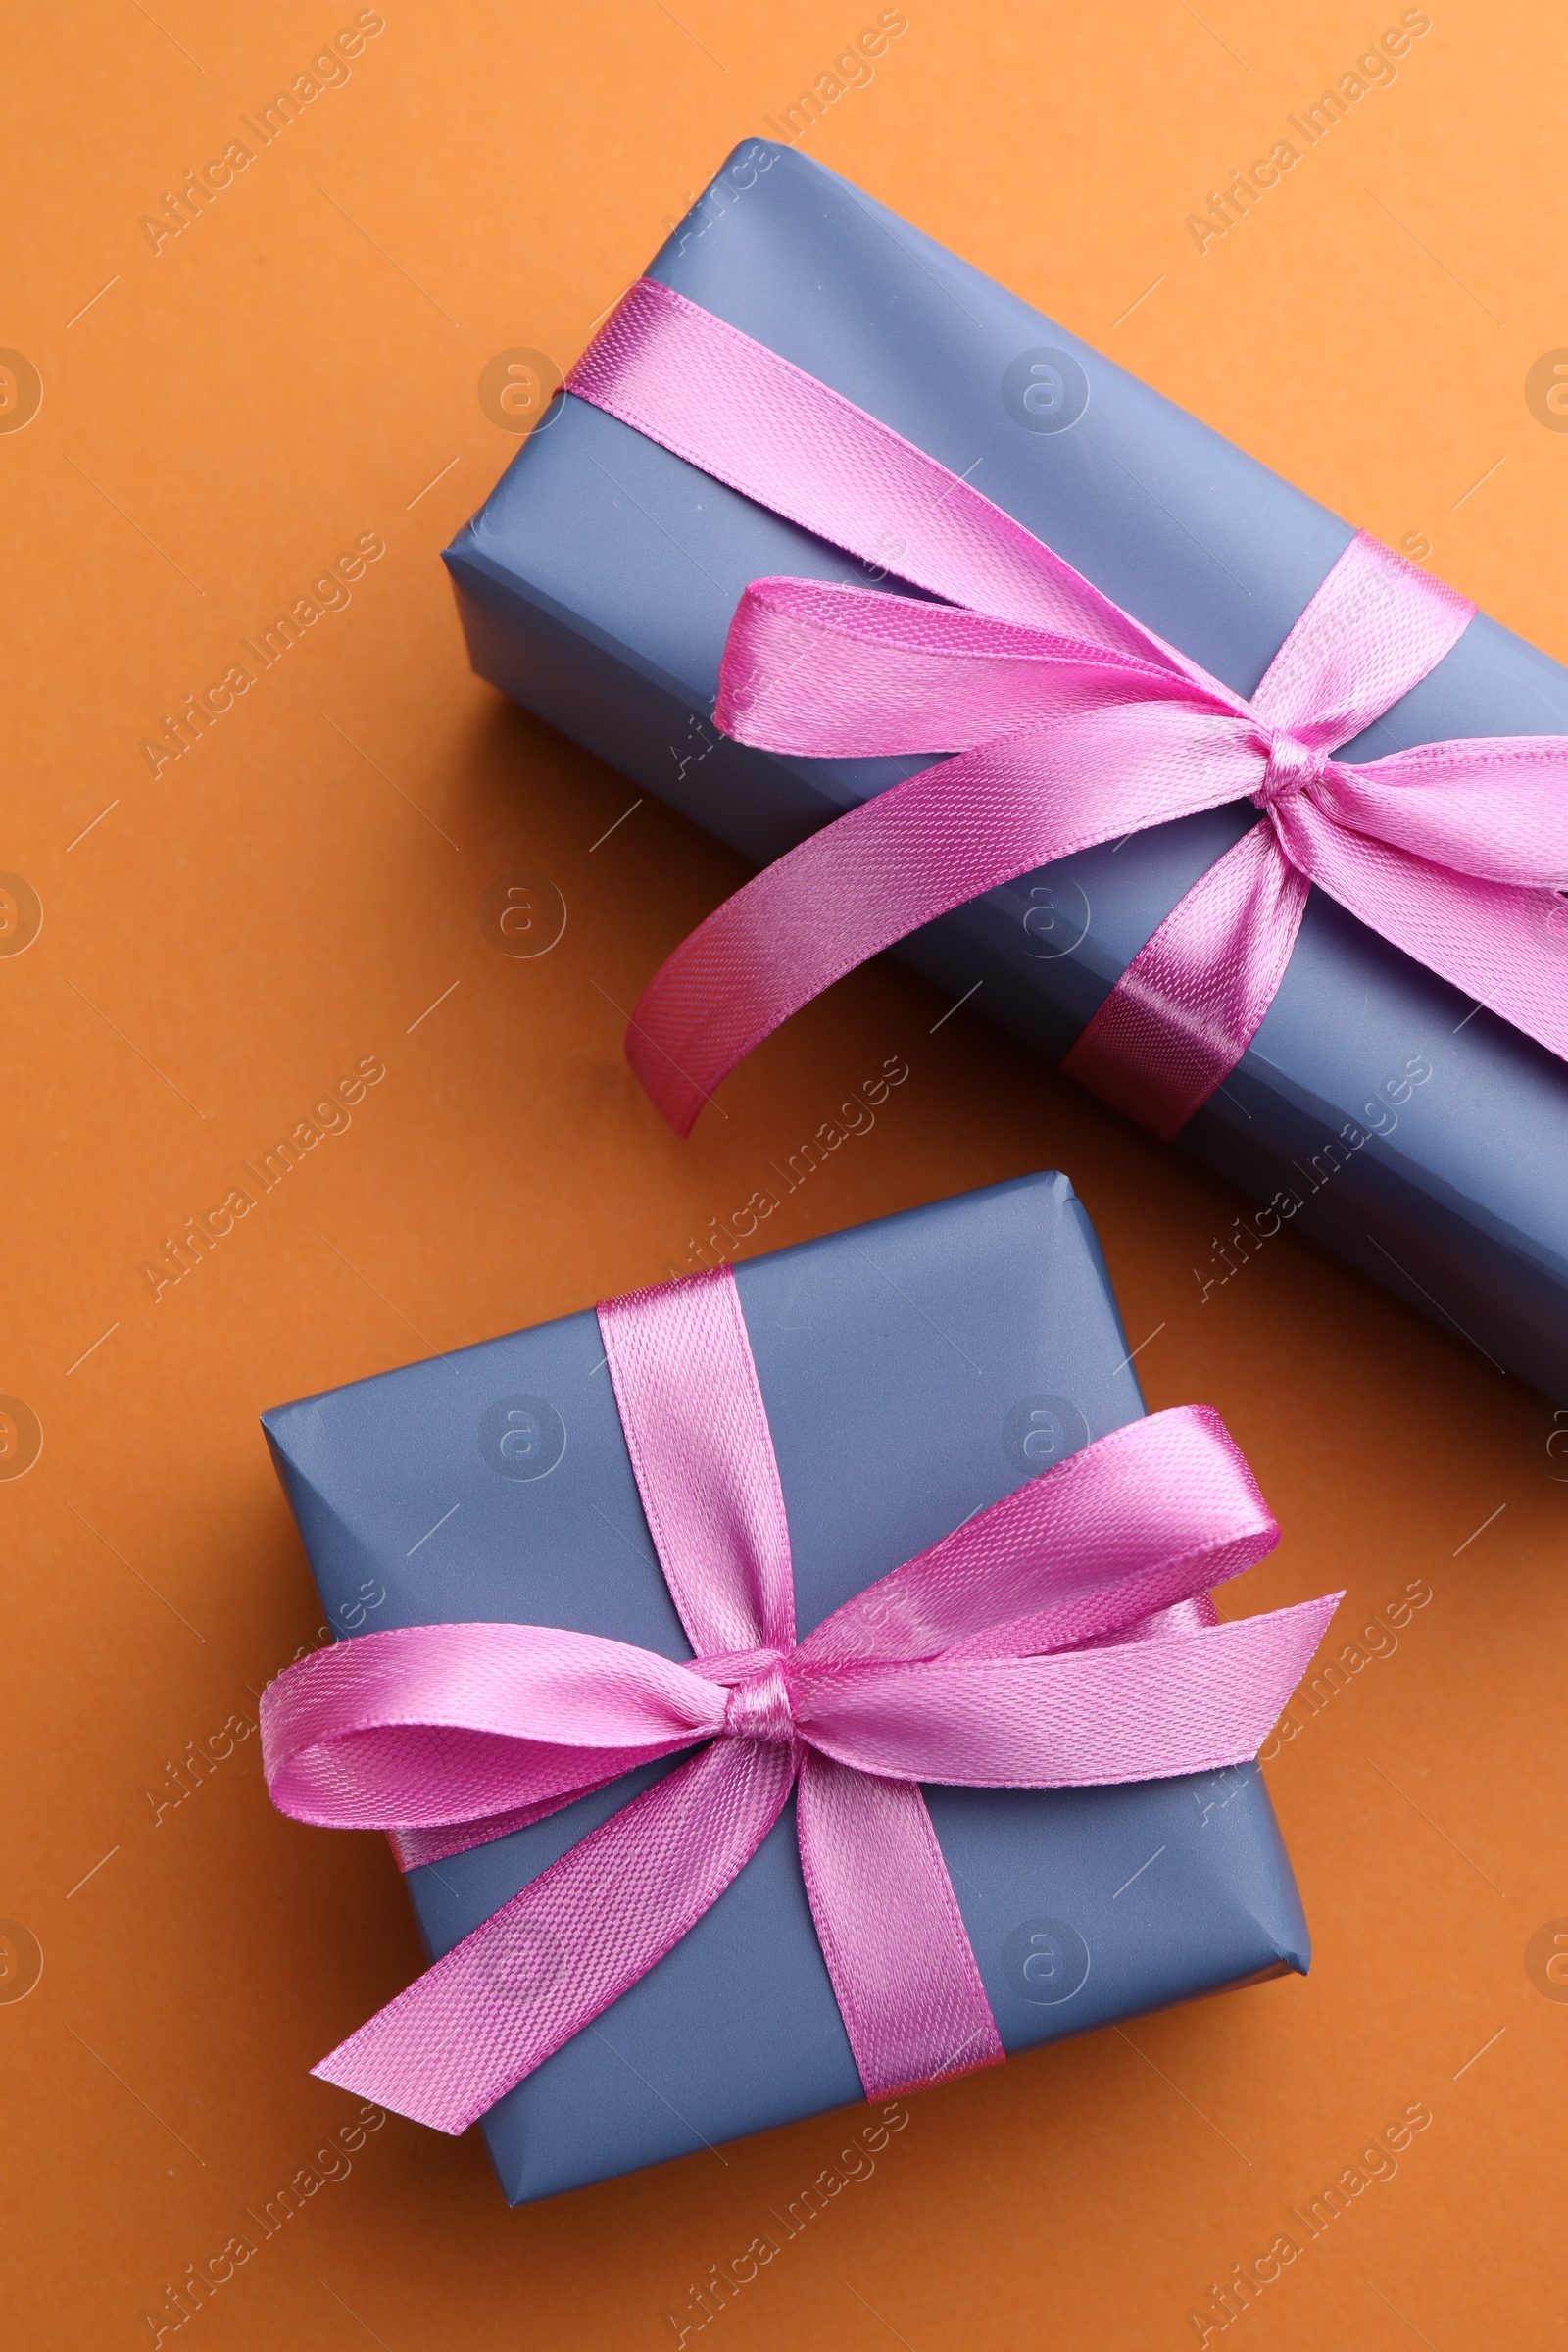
(564, 277), (1568, 1137)
(263, 1262), (1338, 2135)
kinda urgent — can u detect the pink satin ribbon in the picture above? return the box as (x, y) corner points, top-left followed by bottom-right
(564, 277), (1568, 1136)
(263, 1261), (1338, 2135)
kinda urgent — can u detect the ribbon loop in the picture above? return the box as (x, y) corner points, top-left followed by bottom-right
(716, 576), (1191, 759)
(797, 1403), (1276, 1669)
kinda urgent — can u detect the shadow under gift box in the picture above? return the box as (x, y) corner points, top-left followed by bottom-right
(445, 141), (1568, 1401)
(264, 1173), (1309, 2206)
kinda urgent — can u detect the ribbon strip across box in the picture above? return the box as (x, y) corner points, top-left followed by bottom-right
(262, 1174), (1331, 2204)
(444, 142), (1568, 1399)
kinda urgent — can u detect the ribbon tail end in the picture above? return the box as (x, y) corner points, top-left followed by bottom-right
(1300, 1589), (1345, 1642)
(1249, 1590), (1344, 1746)
(311, 2033), (479, 2138)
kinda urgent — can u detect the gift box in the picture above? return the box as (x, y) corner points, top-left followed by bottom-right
(444, 141), (1568, 1400)
(263, 1172), (1317, 2205)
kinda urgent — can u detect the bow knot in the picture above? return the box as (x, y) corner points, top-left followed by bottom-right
(713, 1652), (798, 1745)
(1253, 727), (1329, 812)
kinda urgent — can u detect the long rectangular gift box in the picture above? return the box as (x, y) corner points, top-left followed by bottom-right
(444, 140), (1568, 1401)
(262, 1173), (1322, 2204)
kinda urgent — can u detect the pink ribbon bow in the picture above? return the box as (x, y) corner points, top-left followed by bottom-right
(263, 1262), (1337, 2134)
(564, 278), (1568, 1136)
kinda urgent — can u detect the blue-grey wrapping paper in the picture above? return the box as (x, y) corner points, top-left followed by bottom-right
(264, 1173), (1309, 2205)
(445, 142), (1568, 1400)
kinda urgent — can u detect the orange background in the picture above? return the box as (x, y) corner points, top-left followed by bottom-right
(5, 3), (1567, 2344)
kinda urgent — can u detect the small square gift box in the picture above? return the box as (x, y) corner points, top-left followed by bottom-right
(446, 140), (1568, 1398)
(260, 1174), (1335, 2204)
